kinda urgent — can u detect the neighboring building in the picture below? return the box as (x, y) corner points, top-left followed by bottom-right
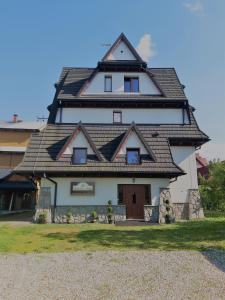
(0, 115), (45, 211)
(16, 33), (209, 223)
(196, 153), (209, 179)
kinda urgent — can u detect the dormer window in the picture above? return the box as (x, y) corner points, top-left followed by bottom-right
(113, 111), (122, 124)
(104, 76), (112, 92)
(124, 77), (139, 93)
(126, 148), (140, 165)
(72, 148), (87, 164)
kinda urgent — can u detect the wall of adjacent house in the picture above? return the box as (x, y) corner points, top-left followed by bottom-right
(0, 131), (31, 147)
(169, 146), (198, 203)
(41, 177), (170, 207)
(56, 108), (189, 124)
(83, 72), (160, 95)
(0, 153), (24, 168)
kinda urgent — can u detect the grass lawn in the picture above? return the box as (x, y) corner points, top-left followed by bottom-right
(0, 216), (225, 253)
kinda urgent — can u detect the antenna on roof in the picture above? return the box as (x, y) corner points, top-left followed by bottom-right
(36, 116), (48, 122)
(101, 43), (111, 48)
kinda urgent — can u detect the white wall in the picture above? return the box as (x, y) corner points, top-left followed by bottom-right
(41, 177), (170, 206)
(83, 72), (160, 95)
(63, 131), (94, 155)
(118, 131), (147, 155)
(105, 40), (136, 61)
(56, 108), (188, 124)
(169, 146), (198, 203)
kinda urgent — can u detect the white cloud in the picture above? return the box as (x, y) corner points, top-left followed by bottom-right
(136, 34), (155, 62)
(199, 142), (225, 161)
(183, 1), (204, 15)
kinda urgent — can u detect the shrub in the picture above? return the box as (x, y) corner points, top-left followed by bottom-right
(199, 160), (225, 211)
(107, 200), (113, 224)
(65, 211), (73, 224)
(37, 212), (48, 224)
(90, 211), (98, 223)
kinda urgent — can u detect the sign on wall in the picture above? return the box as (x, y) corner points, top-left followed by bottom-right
(70, 182), (95, 195)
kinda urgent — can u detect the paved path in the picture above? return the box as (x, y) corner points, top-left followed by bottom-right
(0, 251), (225, 300)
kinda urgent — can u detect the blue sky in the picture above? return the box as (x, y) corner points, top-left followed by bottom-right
(0, 0), (224, 157)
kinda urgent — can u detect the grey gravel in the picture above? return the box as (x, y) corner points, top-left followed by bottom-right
(0, 251), (225, 300)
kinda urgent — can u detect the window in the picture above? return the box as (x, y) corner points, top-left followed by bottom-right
(72, 148), (87, 164)
(113, 111), (122, 123)
(104, 76), (112, 92)
(126, 148), (140, 165)
(124, 77), (139, 93)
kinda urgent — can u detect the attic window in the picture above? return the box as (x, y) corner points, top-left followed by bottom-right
(104, 76), (112, 92)
(124, 77), (139, 93)
(126, 148), (140, 165)
(72, 148), (87, 164)
(113, 111), (122, 124)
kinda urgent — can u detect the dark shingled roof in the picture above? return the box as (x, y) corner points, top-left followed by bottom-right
(16, 110), (209, 177)
(56, 67), (186, 101)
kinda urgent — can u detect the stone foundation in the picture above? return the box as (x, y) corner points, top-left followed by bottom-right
(53, 205), (126, 223)
(144, 205), (159, 223)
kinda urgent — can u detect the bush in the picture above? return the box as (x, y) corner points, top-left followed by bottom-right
(107, 200), (113, 224)
(37, 212), (48, 224)
(204, 210), (225, 218)
(66, 211), (73, 224)
(90, 211), (98, 223)
(199, 160), (225, 211)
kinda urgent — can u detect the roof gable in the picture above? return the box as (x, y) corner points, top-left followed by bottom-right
(56, 122), (102, 161)
(111, 122), (156, 162)
(101, 33), (144, 63)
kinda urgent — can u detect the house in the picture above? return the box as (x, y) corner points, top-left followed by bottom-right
(0, 114), (45, 212)
(16, 33), (209, 223)
(196, 153), (209, 179)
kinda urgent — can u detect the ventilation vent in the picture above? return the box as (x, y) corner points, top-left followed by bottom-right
(152, 131), (159, 138)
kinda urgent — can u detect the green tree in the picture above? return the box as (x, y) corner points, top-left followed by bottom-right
(199, 160), (225, 211)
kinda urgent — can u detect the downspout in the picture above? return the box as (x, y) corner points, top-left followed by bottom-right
(43, 173), (57, 223)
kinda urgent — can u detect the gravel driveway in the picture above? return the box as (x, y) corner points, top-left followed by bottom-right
(0, 251), (225, 300)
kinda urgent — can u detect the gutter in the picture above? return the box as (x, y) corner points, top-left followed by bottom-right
(44, 174), (57, 223)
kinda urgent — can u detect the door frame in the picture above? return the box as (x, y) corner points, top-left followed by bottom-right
(117, 184), (151, 219)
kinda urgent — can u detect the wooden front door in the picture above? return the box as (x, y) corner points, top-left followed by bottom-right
(121, 185), (149, 219)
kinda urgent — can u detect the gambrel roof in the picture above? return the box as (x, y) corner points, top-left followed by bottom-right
(55, 67), (186, 101)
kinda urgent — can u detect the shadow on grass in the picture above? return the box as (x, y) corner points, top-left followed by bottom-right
(43, 219), (225, 251)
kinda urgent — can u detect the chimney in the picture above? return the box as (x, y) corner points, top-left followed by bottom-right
(13, 114), (18, 123)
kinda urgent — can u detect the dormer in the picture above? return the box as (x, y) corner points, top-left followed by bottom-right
(56, 122), (101, 162)
(101, 33), (145, 63)
(111, 122), (156, 163)
(79, 33), (161, 96)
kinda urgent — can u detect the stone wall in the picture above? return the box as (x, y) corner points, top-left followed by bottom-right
(54, 205), (126, 223)
(188, 189), (204, 219)
(144, 205), (159, 223)
(159, 188), (175, 223)
(173, 203), (189, 220)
